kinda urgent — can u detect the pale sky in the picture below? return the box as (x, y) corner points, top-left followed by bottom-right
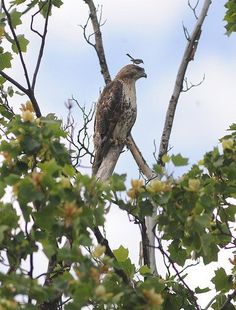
(4, 0), (236, 308)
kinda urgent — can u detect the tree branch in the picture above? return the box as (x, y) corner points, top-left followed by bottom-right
(158, 0), (212, 165)
(220, 290), (236, 310)
(83, 0), (111, 84)
(0, 70), (28, 94)
(126, 135), (155, 180)
(1, 1), (42, 118)
(2, 0), (31, 90)
(32, 0), (52, 90)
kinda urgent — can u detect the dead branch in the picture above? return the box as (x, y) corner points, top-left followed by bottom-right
(188, 0), (200, 19)
(182, 22), (190, 41)
(126, 135), (155, 180)
(83, 0), (111, 84)
(182, 74), (205, 92)
(145, 0), (212, 276)
(158, 0), (212, 165)
(64, 98), (94, 167)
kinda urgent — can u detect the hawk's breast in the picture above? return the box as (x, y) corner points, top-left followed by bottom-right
(112, 81), (137, 140)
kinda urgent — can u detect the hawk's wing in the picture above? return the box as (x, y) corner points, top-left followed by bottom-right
(93, 79), (123, 175)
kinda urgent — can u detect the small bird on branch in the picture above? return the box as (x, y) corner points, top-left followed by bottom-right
(126, 53), (144, 65)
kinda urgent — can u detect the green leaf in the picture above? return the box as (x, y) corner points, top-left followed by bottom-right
(171, 154), (189, 166)
(200, 234), (218, 264)
(195, 286), (211, 294)
(110, 173), (126, 191)
(211, 268), (233, 292)
(0, 225), (8, 243)
(139, 265), (152, 276)
(119, 258), (135, 279)
(21, 134), (41, 154)
(10, 9), (22, 28)
(52, 0), (63, 7)
(12, 34), (29, 53)
(168, 241), (188, 266)
(0, 181), (5, 198)
(113, 245), (129, 262)
(0, 52), (13, 70)
(7, 86), (14, 97)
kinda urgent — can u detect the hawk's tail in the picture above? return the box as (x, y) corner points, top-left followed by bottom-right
(92, 141), (111, 176)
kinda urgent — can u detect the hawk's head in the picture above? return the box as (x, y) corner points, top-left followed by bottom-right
(116, 64), (147, 82)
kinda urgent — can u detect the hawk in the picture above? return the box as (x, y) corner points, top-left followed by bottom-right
(93, 64), (147, 176)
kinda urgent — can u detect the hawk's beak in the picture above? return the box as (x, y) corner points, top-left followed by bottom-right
(142, 72), (147, 78)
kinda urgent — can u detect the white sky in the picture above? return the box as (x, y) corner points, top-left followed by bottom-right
(3, 0), (236, 308)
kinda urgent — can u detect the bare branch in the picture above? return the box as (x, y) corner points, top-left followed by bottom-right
(0, 70), (28, 94)
(64, 98), (94, 168)
(158, 0), (212, 165)
(126, 135), (155, 180)
(182, 74), (205, 92)
(188, 0), (200, 19)
(182, 22), (190, 41)
(83, 0), (111, 84)
(30, 5), (45, 38)
(32, 0), (52, 90)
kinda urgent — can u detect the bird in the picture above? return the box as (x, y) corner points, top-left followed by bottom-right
(126, 53), (144, 65)
(92, 64), (147, 176)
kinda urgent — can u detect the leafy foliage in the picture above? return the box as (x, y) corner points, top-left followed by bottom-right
(224, 0), (236, 35)
(0, 101), (235, 309)
(0, 1), (235, 309)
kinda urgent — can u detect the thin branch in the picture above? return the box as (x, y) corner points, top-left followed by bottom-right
(182, 74), (205, 92)
(188, 0), (200, 19)
(220, 290), (236, 310)
(83, 0), (111, 84)
(156, 236), (200, 310)
(2, 0), (31, 90)
(126, 135), (155, 180)
(1, 1), (42, 117)
(93, 227), (129, 283)
(0, 70), (28, 94)
(30, 4), (46, 38)
(182, 22), (191, 41)
(32, 0), (52, 90)
(158, 0), (212, 165)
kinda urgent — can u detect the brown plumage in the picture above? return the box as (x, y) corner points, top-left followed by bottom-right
(92, 64), (147, 175)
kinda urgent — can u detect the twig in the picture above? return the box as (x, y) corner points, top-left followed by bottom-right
(188, 0), (200, 19)
(32, 0), (52, 90)
(182, 22), (190, 41)
(2, 0), (31, 90)
(158, 0), (212, 165)
(182, 74), (205, 92)
(156, 236), (200, 309)
(0, 70), (28, 94)
(83, 0), (111, 84)
(64, 98), (94, 167)
(0, 1), (42, 117)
